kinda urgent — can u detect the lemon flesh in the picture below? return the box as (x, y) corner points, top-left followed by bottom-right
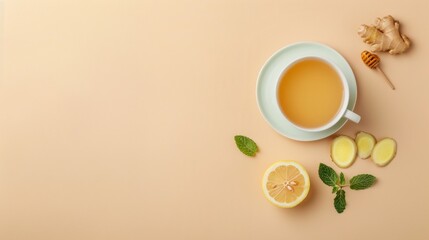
(262, 161), (310, 208)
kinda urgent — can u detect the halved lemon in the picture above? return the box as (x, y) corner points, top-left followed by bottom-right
(262, 161), (310, 208)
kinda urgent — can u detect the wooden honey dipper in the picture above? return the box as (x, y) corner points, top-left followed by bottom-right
(361, 51), (395, 90)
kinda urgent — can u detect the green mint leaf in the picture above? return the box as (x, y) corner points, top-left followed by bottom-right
(334, 189), (346, 213)
(350, 174), (376, 190)
(332, 186), (339, 193)
(318, 163), (338, 187)
(234, 135), (258, 157)
(340, 172), (346, 185)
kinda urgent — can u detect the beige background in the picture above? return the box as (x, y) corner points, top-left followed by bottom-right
(1, 0), (429, 239)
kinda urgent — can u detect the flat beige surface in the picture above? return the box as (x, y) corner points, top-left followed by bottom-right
(1, 0), (429, 239)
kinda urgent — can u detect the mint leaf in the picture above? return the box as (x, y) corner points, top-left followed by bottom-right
(350, 174), (376, 190)
(234, 135), (258, 157)
(340, 172), (346, 185)
(332, 186), (339, 193)
(334, 189), (346, 213)
(318, 163), (338, 187)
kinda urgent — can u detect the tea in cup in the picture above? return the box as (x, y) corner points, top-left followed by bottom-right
(277, 57), (360, 132)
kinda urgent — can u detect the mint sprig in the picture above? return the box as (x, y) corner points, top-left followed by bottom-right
(234, 135), (258, 157)
(318, 163), (376, 214)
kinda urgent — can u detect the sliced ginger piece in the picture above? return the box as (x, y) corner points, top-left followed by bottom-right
(331, 136), (357, 168)
(355, 131), (376, 159)
(372, 138), (397, 166)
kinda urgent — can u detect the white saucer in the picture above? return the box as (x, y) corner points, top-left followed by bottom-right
(256, 42), (357, 141)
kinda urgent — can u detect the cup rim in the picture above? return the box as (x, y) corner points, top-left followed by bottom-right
(275, 56), (350, 132)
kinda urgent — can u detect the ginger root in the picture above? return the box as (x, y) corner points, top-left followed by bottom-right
(355, 132), (376, 159)
(330, 133), (397, 168)
(372, 138), (397, 166)
(358, 15), (411, 54)
(331, 136), (357, 168)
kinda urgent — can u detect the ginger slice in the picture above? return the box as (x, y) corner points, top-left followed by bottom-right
(372, 138), (397, 166)
(355, 132), (376, 159)
(331, 136), (357, 168)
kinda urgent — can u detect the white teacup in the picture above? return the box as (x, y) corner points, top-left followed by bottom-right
(276, 56), (360, 132)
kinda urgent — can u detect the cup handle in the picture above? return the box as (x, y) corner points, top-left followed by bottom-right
(344, 110), (361, 123)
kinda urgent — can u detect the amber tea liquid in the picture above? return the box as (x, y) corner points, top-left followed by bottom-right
(277, 59), (344, 129)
